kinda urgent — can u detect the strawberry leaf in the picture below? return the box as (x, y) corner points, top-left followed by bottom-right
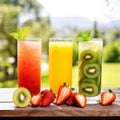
(108, 89), (113, 93)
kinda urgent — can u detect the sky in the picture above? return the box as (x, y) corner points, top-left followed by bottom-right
(38, 0), (120, 23)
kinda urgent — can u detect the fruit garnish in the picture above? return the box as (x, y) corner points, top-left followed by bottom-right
(101, 89), (116, 106)
(80, 49), (97, 63)
(12, 87), (31, 108)
(66, 92), (77, 106)
(74, 94), (87, 108)
(77, 29), (92, 42)
(30, 93), (42, 107)
(10, 26), (30, 41)
(41, 89), (55, 107)
(56, 83), (72, 105)
(83, 63), (99, 79)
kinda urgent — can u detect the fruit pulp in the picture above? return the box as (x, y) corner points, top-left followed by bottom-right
(78, 39), (102, 97)
(49, 40), (73, 94)
(18, 40), (41, 95)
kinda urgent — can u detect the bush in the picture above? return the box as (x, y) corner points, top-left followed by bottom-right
(72, 41), (78, 66)
(103, 43), (120, 63)
(114, 39), (120, 52)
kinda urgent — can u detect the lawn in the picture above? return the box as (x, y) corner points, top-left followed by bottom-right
(0, 63), (120, 88)
(101, 63), (120, 88)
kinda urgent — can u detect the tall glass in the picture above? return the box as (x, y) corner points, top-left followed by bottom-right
(78, 38), (103, 104)
(49, 38), (73, 94)
(17, 38), (42, 95)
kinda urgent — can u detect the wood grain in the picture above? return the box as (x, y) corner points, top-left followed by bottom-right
(0, 88), (120, 117)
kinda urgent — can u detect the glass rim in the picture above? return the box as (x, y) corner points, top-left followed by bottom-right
(91, 38), (103, 41)
(90, 38), (103, 44)
(79, 38), (103, 43)
(21, 38), (42, 41)
(49, 38), (73, 42)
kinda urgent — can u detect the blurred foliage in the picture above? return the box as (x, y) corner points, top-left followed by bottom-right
(0, 0), (120, 83)
(102, 29), (120, 63)
(0, 0), (54, 81)
(0, 0), (55, 56)
(0, 4), (20, 57)
(72, 41), (78, 66)
(114, 39), (120, 52)
(103, 43), (120, 62)
(72, 30), (83, 66)
(92, 21), (99, 38)
(103, 38), (120, 63)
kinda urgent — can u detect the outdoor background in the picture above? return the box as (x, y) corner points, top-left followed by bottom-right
(0, 0), (120, 88)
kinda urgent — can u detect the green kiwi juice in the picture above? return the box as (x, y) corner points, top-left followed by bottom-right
(78, 38), (103, 104)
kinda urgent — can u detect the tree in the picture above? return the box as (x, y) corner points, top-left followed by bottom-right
(0, 4), (21, 79)
(72, 30), (83, 66)
(92, 21), (99, 38)
(0, 0), (54, 80)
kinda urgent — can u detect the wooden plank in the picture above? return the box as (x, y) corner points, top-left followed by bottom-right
(0, 103), (120, 116)
(0, 88), (15, 102)
(0, 88), (120, 102)
(0, 88), (119, 117)
(0, 88), (48, 102)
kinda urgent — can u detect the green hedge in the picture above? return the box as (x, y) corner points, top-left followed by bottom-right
(103, 43), (120, 63)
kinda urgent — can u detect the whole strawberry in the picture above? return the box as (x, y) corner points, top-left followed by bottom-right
(101, 89), (116, 106)
(41, 89), (55, 107)
(56, 83), (72, 105)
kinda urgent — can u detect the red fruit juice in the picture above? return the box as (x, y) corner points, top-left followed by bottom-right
(17, 39), (41, 94)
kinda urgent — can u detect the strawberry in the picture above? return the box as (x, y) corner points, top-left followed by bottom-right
(56, 83), (72, 105)
(74, 94), (87, 108)
(101, 89), (116, 106)
(67, 92), (77, 106)
(41, 89), (55, 107)
(30, 93), (42, 107)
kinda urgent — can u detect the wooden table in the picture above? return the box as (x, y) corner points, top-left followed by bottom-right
(0, 88), (120, 117)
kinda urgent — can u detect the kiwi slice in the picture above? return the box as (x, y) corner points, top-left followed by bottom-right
(80, 49), (97, 63)
(83, 63), (99, 78)
(78, 79), (96, 93)
(13, 87), (31, 108)
(82, 78), (96, 84)
(79, 83), (99, 97)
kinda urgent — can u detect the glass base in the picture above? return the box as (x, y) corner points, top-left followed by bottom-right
(86, 94), (100, 104)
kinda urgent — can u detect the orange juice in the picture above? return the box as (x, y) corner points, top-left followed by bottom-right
(49, 38), (73, 93)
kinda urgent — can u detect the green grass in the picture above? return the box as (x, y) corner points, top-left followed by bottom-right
(0, 80), (18, 88)
(101, 63), (120, 88)
(41, 71), (49, 88)
(1, 63), (120, 88)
